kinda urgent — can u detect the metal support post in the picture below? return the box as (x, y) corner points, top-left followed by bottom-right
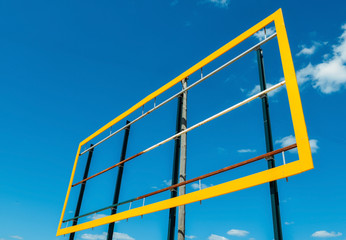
(107, 120), (131, 240)
(167, 89), (184, 240)
(69, 144), (94, 240)
(256, 48), (283, 240)
(178, 78), (187, 240)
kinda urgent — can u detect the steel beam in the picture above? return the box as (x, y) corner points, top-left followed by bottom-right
(107, 120), (131, 240)
(256, 48), (283, 240)
(69, 144), (94, 240)
(167, 93), (183, 240)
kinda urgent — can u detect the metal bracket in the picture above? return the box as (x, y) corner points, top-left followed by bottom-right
(259, 93), (268, 99)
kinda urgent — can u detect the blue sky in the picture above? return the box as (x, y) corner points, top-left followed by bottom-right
(0, 0), (345, 240)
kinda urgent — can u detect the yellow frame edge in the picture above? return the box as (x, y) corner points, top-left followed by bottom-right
(57, 8), (313, 236)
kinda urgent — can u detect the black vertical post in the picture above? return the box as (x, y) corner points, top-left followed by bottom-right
(107, 120), (131, 240)
(256, 48), (283, 240)
(167, 94), (183, 240)
(69, 144), (94, 240)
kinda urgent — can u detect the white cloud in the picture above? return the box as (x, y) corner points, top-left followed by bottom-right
(296, 63), (315, 85)
(275, 135), (296, 147)
(296, 44), (318, 56)
(208, 234), (229, 240)
(253, 27), (276, 41)
(87, 213), (107, 220)
(227, 229), (249, 237)
(207, 0), (230, 8)
(335, 24), (346, 61)
(113, 232), (135, 240)
(312, 230), (342, 238)
(186, 235), (197, 239)
(163, 179), (172, 186)
(237, 149), (256, 153)
(191, 182), (213, 190)
(309, 139), (319, 153)
(10, 237), (23, 240)
(284, 221), (294, 225)
(297, 59), (346, 93)
(275, 135), (319, 153)
(247, 81), (284, 97)
(247, 84), (261, 96)
(81, 232), (134, 240)
(296, 24), (346, 94)
(81, 233), (106, 240)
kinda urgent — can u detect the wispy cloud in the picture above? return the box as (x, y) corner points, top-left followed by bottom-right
(81, 232), (135, 240)
(284, 221), (295, 225)
(186, 235), (197, 239)
(10, 237), (23, 240)
(275, 135), (319, 153)
(163, 179), (172, 186)
(87, 214), (107, 220)
(309, 139), (319, 153)
(208, 234), (229, 240)
(153, 179), (173, 189)
(191, 182), (213, 190)
(237, 149), (256, 153)
(281, 197), (292, 203)
(275, 135), (296, 148)
(297, 45), (316, 56)
(297, 41), (328, 57)
(253, 27), (276, 41)
(206, 0), (230, 8)
(312, 230), (342, 238)
(296, 24), (346, 93)
(113, 232), (135, 240)
(227, 229), (249, 237)
(247, 81), (284, 97)
(81, 233), (106, 240)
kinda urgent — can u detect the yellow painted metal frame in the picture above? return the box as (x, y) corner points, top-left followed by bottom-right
(57, 8), (313, 236)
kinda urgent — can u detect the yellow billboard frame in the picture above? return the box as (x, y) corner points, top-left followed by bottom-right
(57, 8), (313, 236)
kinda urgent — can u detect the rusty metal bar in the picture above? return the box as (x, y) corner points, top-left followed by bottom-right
(136, 143), (296, 200)
(72, 152), (143, 187)
(72, 81), (285, 187)
(64, 143), (296, 223)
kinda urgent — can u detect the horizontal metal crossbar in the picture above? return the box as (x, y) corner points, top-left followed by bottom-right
(72, 80), (285, 187)
(62, 198), (136, 223)
(79, 33), (277, 156)
(64, 143), (296, 223)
